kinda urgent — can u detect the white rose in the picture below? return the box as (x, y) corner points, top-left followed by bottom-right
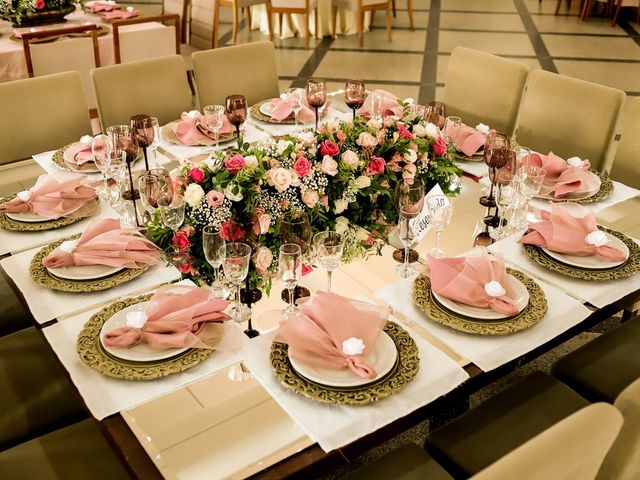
(244, 155), (258, 167)
(334, 199), (348, 214)
(366, 118), (383, 130)
(341, 150), (360, 169)
(184, 183), (205, 207)
(223, 183), (243, 202)
(80, 135), (93, 145)
(254, 246), (273, 273)
(295, 131), (316, 144)
(354, 175), (371, 189)
(275, 140), (292, 156)
(567, 156), (584, 168)
(357, 132), (379, 149)
(342, 337), (365, 356)
(16, 190), (32, 202)
(335, 216), (349, 234)
(475, 123), (491, 135)
(126, 311), (148, 329)
(356, 228), (369, 241)
(424, 122), (440, 139)
(302, 189), (319, 208)
(266, 167), (292, 192)
(320, 155), (338, 176)
(585, 230), (608, 247)
(186, 110), (199, 118)
(58, 239), (78, 253)
(412, 123), (427, 137)
(484, 281), (506, 297)
(404, 149), (418, 164)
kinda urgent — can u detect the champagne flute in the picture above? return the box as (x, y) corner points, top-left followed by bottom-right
(105, 149), (126, 210)
(130, 114), (154, 171)
(282, 88), (304, 131)
(158, 195), (186, 266)
(344, 79), (365, 120)
(279, 211), (312, 253)
(370, 91), (384, 122)
(427, 195), (453, 258)
(313, 231), (344, 293)
(443, 115), (461, 143)
(398, 204), (419, 277)
(393, 181), (424, 273)
(220, 242), (252, 323)
(107, 124), (140, 225)
(306, 78), (326, 132)
(203, 104), (225, 148)
(149, 116), (161, 168)
(279, 243), (302, 318)
(490, 170), (516, 240)
(225, 95), (247, 148)
(202, 225), (229, 299)
(91, 134), (111, 202)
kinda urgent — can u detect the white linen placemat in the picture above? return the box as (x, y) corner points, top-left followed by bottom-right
(375, 276), (591, 371)
(241, 317), (469, 453)
(1, 247), (181, 324)
(0, 199), (118, 256)
(489, 235), (640, 308)
(456, 159), (489, 179)
(43, 280), (241, 420)
(529, 180), (639, 214)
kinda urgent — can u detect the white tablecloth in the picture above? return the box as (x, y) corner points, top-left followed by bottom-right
(375, 275), (592, 372)
(241, 317), (469, 452)
(529, 180), (640, 214)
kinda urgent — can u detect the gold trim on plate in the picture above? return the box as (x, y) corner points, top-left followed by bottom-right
(0, 194), (87, 232)
(539, 170), (613, 204)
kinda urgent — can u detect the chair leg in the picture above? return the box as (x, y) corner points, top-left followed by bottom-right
(407, 0), (414, 30)
(385, 3), (391, 42)
(305, 11), (310, 48)
(232, 1), (239, 44)
(357, 7), (364, 47)
(186, 70), (196, 96)
(314, 4), (319, 38)
(279, 12), (283, 37)
(212, 0), (220, 48)
(266, 0), (273, 40)
(581, 0), (592, 20)
(370, 10), (376, 28)
(611, 0), (622, 25)
(245, 6), (252, 26)
(555, 0), (562, 14)
(392, 0), (396, 17)
(331, 5), (338, 38)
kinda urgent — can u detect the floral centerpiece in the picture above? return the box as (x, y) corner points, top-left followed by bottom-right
(1, 0), (82, 26)
(146, 109), (462, 293)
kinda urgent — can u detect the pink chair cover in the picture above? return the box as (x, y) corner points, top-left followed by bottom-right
(84, 1), (122, 12)
(269, 98), (316, 123)
(42, 218), (162, 268)
(529, 152), (599, 198)
(519, 203), (627, 262)
(63, 142), (95, 167)
(99, 9), (140, 19)
(428, 247), (520, 316)
(276, 292), (390, 379)
(173, 111), (235, 146)
(0, 172), (97, 219)
(356, 89), (404, 119)
(448, 123), (489, 157)
(102, 284), (237, 349)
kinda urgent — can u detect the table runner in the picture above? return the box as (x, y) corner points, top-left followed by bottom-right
(375, 276), (591, 371)
(241, 315), (469, 452)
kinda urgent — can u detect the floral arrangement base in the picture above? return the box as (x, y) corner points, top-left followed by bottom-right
(8, 5), (75, 26)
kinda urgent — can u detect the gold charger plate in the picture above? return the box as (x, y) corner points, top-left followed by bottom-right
(53, 143), (143, 172)
(161, 122), (237, 146)
(77, 293), (213, 380)
(250, 99), (322, 125)
(0, 194), (89, 232)
(522, 226), (640, 281)
(539, 170), (613, 204)
(29, 234), (150, 293)
(270, 321), (419, 405)
(413, 268), (548, 335)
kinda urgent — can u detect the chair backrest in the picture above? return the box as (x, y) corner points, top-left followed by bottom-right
(471, 403), (623, 480)
(91, 54), (193, 131)
(608, 97), (640, 189)
(163, 0), (190, 43)
(113, 14), (181, 64)
(514, 69), (625, 172)
(189, 0), (213, 49)
(192, 41), (280, 108)
(22, 24), (100, 109)
(0, 72), (92, 164)
(444, 47), (529, 136)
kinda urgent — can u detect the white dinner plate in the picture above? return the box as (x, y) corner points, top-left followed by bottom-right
(63, 144), (101, 173)
(99, 302), (191, 362)
(46, 259), (123, 281)
(5, 202), (84, 223)
(289, 331), (398, 388)
(432, 274), (530, 320)
(542, 232), (629, 270)
(259, 101), (274, 117)
(537, 171), (602, 201)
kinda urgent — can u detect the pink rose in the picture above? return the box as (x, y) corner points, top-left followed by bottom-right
(320, 155), (338, 176)
(257, 212), (271, 234)
(356, 132), (378, 149)
(188, 167), (205, 182)
(341, 150), (360, 169)
(301, 263), (313, 276)
(432, 137), (447, 156)
(336, 130), (347, 143)
(206, 190), (224, 207)
(267, 167), (293, 192)
(397, 124), (413, 139)
(179, 257), (193, 274)
(402, 164), (417, 185)
(224, 154), (245, 174)
(320, 140), (339, 157)
(35, 0), (45, 9)
(302, 189), (319, 208)
(293, 156), (312, 177)
(320, 195), (329, 207)
(366, 156), (386, 175)
(254, 247), (273, 273)
(172, 231), (191, 250)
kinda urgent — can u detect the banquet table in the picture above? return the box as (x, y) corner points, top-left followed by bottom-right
(2, 102), (640, 479)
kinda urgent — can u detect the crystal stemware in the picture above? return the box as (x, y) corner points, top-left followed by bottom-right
(158, 195), (187, 266)
(130, 114), (154, 171)
(225, 95), (247, 147)
(313, 231), (344, 293)
(282, 88), (305, 131)
(306, 78), (327, 132)
(479, 132), (509, 212)
(91, 134), (111, 202)
(427, 195), (453, 258)
(105, 149), (126, 210)
(393, 181), (424, 275)
(344, 79), (365, 121)
(203, 104), (225, 148)
(202, 225), (229, 299)
(138, 168), (171, 222)
(279, 243), (302, 318)
(279, 211), (312, 253)
(443, 115), (461, 143)
(425, 101), (446, 128)
(220, 242), (252, 323)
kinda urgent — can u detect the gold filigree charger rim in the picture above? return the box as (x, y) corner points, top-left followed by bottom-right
(0, 194), (89, 232)
(536, 170), (613, 204)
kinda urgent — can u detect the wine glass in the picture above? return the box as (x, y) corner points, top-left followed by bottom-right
(443, 115), (461, 142)
(306, 78), (327, 132)
(344, 79), (365, 120)
(138, 168), (171, 219)
(520, 165), (547, 210)
(203, 104), (225, 147)
(393, 181), (424, 274)
(427, 195), (453, 258)
(490, 170), (516, 240)
(425, 101), (446, 128)
(91, 134), (111, 202)
(130, 114), (154, 171)
(279, 243), (302, 319)
(398, 204), (419, 277)
(282, 88), (304, 131)
(158, 195), (187, 266)
(105, 149), (126, 209)
(107, 124), (140, 225)
(225, 95), (247, 148)
(279, 211), (312, 253)
(370, 91), (385, 122)
(202, 225), (229, 299)
(480, 132), (509, 210)
(220, 242), (252, 323)
(313, 231), (344, 293)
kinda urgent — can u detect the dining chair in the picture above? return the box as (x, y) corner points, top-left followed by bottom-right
(112, 14), (181, 64)
(580, 0), (614, 19)
(211, 0), (273, 48)
(514, 69), (625, 172)
(555, 0), (587, 14)
(269, 0), (318, 49)
(611, 0), (640, 25)
(444, 47), (530, 137)
(331, 0), (391, 47)
(389, 0), (414, 29)
(91, 54), (194, 131)
(192, 40), (279, 108)
(0, 71), (92, 164)
(21, 23), (101, 111)
(609, 98), (640, 189)
(163, 0), (190, 43)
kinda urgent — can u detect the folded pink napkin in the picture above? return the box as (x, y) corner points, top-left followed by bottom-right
(42, 218), (162, 268)
(276, 292), (390, 379)
(63, 141), (94, 167)
(99, 8), (140, 19)
(0, 172), (96, 219)
(519, 203), (627, 262)
(269, 97), (316, 123)
(172, 111), (235, 146)
(448, 123), (490, 157)
(428, 247), (520, 316)
(102, 284), (236, 349)
(85, 0), (122, 12)
(356, 89), (403, 119)
(529, 152), (599, 198)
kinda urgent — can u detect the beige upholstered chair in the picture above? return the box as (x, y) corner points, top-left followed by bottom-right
(609, 97), (640, 190)
(192, 41), (279, 108)
(212, 0), (273, 48)
(514, 69), (625, 172)
(0, 72), (92, 164)
(472, 403), (623, 480)
(270, 0), (318, 49)
(112, 14), (181, 64)
(331, 0), (391, 47)
(164, 0), (190, 42)
(444, 47), (529, 136)
(91, 54), (193, 131)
